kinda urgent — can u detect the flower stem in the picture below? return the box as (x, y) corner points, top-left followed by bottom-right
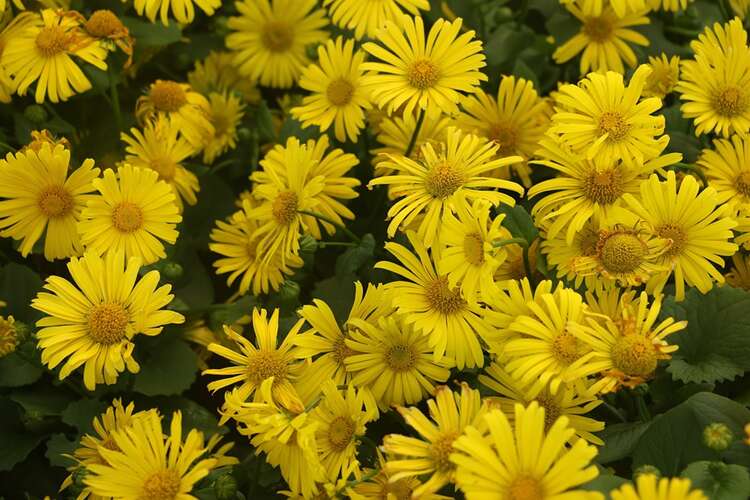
(493, 237), (534, 285)
(674, 162), (708, 187)
(297, 210), (361, 244)
(404, 108), (426, 157)
(109, 65), (123, 134)
(317, 241), (358, 248)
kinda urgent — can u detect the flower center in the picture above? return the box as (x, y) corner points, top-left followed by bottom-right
(38, 186), (74, 218)
(657, 223), (686, 257)
(508, 476), (544, 500)
(246, 350), (288, 384)
(212, 111), (231, 136)
(582, 168), (624, 205)
(332, 335), (354, 366)
(385, 344), (416, 372)
(488, 122), (518, 156)
(0, 318), (18, 357)
(385, 478), (419, 500)
(272, 190), (299, 225)
(430, 431), (459, 473)
(88, 303), (129, 345)
(611, 334), (658, 377)
(598, 232), (647, 273)
(326, 78), (355, 106)
(261, 21), (293, 52)
(425, 277), (465, 314)
(598, 111), (630, 142)
(327, 416), (355, 451)
(552, 331), (580, 365)
(578, 225), (600, 256)
(35, 26), (72, 57)
(424, 162), (464, 198)
(112, 202), (144, 233)
(463, 232), (485, 266)
(735, 171), (750, 197)
(713, 86), (747, 117)
(583, 15), (613, 42)
(408, 59), (440, 90)
(140, 469), (181, 500)
(85, 10), (124, 38)
(535, 394), (562, 431)
(149, 81), (187, 113)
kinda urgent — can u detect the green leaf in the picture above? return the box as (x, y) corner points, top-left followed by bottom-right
(278, 116), (319, 143)
(122, 16), (182, 46)
(0, 352), (43, 387)
(661, 287), (750, 384)
(45, 433), (77, 468)
(581, 472), (628, 500)
(311, 273), (357, 322)
(0, 397), (47, 471)
(512, 59), (541, 94)
(335, 234), (375, 275)
(10, 388), (74, 417)
(596, 422), (652, 464)
(61, 399), (108, 434)
(498, 205), (538, 244)
(485, 25), (534, 66)
(256, 101), (276, 143)
(133, 334), (198, 396)
(0, 262), (43, 323)
(681, 461), (750, 500)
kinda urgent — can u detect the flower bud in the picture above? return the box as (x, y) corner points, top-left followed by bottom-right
(24, 104), (48, 124)
(703, 422), (733, 451)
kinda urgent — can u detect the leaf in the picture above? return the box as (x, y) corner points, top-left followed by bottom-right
(661, 287), (750, 384)
(581, 472), (628, 500)
(0, 352), (43, 387)
(0, 262), (43, 323)
(122, 16), (182, 46)
(513, 59), (541, 94)
(61, 399), (108, 434)
(278, 116), (319, 143)
(133, 333), (198, 396)
(256, 100), (276, 143)
(45, 433), (77, 468)
(311, 273), (357, 322)
(681, 461), (750, 500)
(596, 421), (652, 464)
(0, 397), (47, 471)
(10, 388), (74, 417)
(485, 25), (534, 66)
(498, 204), (538, 244)
(335, 234), (375, 275)
(144, 397), (224, 437)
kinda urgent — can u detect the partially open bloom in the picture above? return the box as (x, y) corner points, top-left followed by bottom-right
(133, 0), (221, 25)
(203, 91), (245, 164)
(610, 474), (707, 500)
(323, 0), (429, 39)
(643, 54), (680, 98)
(188, 51), (260, 103)
(697, 134), (750, 214)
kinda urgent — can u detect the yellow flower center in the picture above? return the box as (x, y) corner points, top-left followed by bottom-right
(385, 344), (416, 372)
(611, 334), (658, 377)
(35, 26), (72, 57)
(735, 171), (750, 197)
(140, 469), (181, 500)
(88, 303), (129, 345)
(85, 10), (124, 38)
(328, 416), (355, 451)
(657, 223), (686, 257)
(149, 81), (187, 113)
(272, 190), (299, 225)
(332, 335), (354, 366)
(598, 111), (630, 142)
(713, 86), (747, 117)
(425, 277), (465, 314)
(598, 232), (647, 273)
(246, 350), (288, 384)
(508, 476), (544, 500)
(583, 15), (614, 42)
(408, 59), (440, 90)
(112, 202), (145, 233)
(430, 431), (459, 473)
(149, 157), (177, 181)
(38, 186), (74, 218)
(488, 122), (519, 156)
(326, 78), (355, 106)
(535, 394), (561, 431)
(0, 318), (18, 357)
(463, 232), (485, 266)
(552, 331), (580, 364)
(261, 21), (293, 52)
(582, 168), (624, 205)
(212, 111), (231, 137)
(425, 162), (464, 199)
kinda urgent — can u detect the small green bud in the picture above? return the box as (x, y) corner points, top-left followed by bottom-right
(73, 467), (88, 487)
(24, 104), (48, 124)
(703, 422), (733, 451)
(13, 320), (31, 343)
(633, 465), (661, 480)
(162, 262), (183, 281)
(236, 127), (253, 142)
(277, 279), (300, 301)
(299, 234), (318, 253)
(213, 472), (238, 500)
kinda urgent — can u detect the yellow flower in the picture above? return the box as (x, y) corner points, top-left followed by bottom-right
(549, 66), (666, 167)
(135, 79), (214, 149)
(0, 315), (16, 357)
(376, 231), (497, 369)
(541, 216), (602, 289)
(362, 16), (487, 116)
(554, 1), (649, 75)
(371, 110), (452, 170)
(353, 450), (449, 499)
(383, 384), (488, 496)
(456, 75), (550, 186)
(726, 253), (750, 290)
(611, 474), (707, 500)
(648, 0), (692, 9)
(188, 51), (260, 103)
(227, 0), (329, 88)
(133, 0), (221, 25)
(21, 129), (70, 153)
(484, 277), (554, 333)
(209, 198), (303, 296)
(345, 315), (453, 410)
(643, 54), (681, 98)
(121, 117), (200, 212)
(79, 164), (182, 265)
(292, 36), (371, 142)
(677, 18), (750, 137)
(0, 143), (99, 260)
(371, 127), (523, 248)
(203, 91), (246, 164)
(84, 410), (218, 498)
(32, 251), (184, 390)
(323, 0), (429, 40)
(451, 403), (603, 500)
(3, 9), (108, 103)
(81, 9), (134, 68)
(732, 0), (750, 18)
(697, 134), (750, 214)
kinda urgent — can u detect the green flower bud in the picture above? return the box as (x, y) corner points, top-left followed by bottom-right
(299, 234), (318, 253)
(236, 127), (253, 142)
(24, 104), (48, 124)
(633, 464), (661, 480)
(213, 472), (238, 500)
(162, 262), (183, 281)
(277, 279), (300, 301)
(13, 320), (31, 343)
(703, 422), (733, 451)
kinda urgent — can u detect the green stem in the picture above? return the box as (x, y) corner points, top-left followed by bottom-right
(297, 210), (361, 244)
(635, 393), (651, 422)
(109, 66), (123, 135)
(317, 241), (358, 248)
(404, 108), (426, 158)
(345, 468), (380, 489)
(602, 401), (627, 423)
(720, 0), (733, 21)
(674, 162), (708, 187)
(664, 26), (701, 38)
(493, 237), (534, 286)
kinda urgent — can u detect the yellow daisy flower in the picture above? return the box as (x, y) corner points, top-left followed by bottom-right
(32, 250), (184, 390)
(20, 128), (70, 153)
(371, 128), (523, 248)
(648, 0), (692, 9)
(121, 117), (200, 212)
(549, 65), (666, 167)
(643, 54), (681, 98)
(292, 36), (370, 143)
(84, 410), (218, 499)
(133, 0), (221, 25)
(361, 15), (487, 116)
(203, 91), (245, 164)
(456, 75), (550, 186)
(697, 134), (750, 214)
(732, 0), (750, 17)
(81, 9), (134, 68)
(612, 475), (707, 500)
(554, 1), (649, 75)
(3, 9), (108, 103)
(726, 253), (750, 289)
(345, 315), (453, 410)
(541, 216), (602, 289)
(354, 450), (449, 499)
(371, 110), (452, 170)
(0, 143), (99, 261)
(484, 277), (555, 334)
(323, 0), (429, 40)
(677, 18), (750, 137)
(204, 308), (305, 416)
(451, 403), (602, 500)
(376, 231), (497, 369)
(493, 238), (541, 286)
(135, 79), (214, 149)
(209, 198), (303, 296)
(0, 315), (17, 357)
(383, 384), (488, 496)
(188, 51), (260, 104)
(78, 164), (182, 265)
(226, 0), (329, 88)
